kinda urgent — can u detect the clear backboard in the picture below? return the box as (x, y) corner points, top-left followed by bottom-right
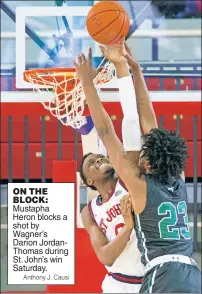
(15, 5), (99, 89)
(1, 0), (200, 92)
(14, 1), (157, 89)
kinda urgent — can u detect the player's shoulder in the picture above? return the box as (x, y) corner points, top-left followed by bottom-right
(81, 205), (92, 230)
(81, 204), (90, 221)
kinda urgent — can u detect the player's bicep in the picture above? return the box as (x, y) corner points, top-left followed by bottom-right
(81, 206), (109, 262)
(141, 120), (158, 135)
(125, 151), (141, 165)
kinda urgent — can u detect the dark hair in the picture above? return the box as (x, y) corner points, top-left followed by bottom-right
(141, 128), (188, 184)
(79, 152), (97, 191)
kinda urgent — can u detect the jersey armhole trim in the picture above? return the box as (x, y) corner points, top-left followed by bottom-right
(118, 177), (128, 192)
(87, 201), (96, 223)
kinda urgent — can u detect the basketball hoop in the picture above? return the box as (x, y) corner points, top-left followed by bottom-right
(23, 61), (115, 129)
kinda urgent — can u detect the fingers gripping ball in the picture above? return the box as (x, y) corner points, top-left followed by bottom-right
(86, 1), (130, 45)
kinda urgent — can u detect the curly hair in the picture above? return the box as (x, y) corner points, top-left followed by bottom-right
(141, 128), (188, 184)
(79, 152), (97, 191)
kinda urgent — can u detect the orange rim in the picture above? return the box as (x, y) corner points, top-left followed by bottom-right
(23, 66), (112, 89)
(23, 67), (76, 86)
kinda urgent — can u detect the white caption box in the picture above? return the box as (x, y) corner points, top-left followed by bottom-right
(8, 183), (75, 285)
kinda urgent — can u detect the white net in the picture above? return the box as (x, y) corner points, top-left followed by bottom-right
(24, 60), (115, 129)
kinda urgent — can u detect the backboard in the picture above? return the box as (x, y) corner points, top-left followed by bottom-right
(2, 0), (200, 92)
(16, 5), (99, 89)
(15, 0), (156, 90)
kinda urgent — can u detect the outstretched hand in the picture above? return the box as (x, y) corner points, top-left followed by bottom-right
(73, 47), (102, 85)
(99, 38), (127, 65)
(120, 194), (134, 230)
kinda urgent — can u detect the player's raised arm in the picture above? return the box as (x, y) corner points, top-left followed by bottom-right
(81, 196), (134, 266)
(123, 45), (186, 181)
(73, 48), (146, 214)
(73, 49), (113, 141)
(124, 43), (158, 134)
(99, 42), (142, 159)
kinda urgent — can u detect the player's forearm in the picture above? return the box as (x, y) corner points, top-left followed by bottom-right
(115, 67), (142, 151)
(131, 65), (158, 134)
(100, 225), (133, 266)
(82, 82), (113, 140)
(114, 61), (130, 78)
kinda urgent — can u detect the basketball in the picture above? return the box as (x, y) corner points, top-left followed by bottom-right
(86, 1), (130, 44)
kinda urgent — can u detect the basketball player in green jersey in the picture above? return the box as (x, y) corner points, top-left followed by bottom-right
(73, 43), (201, 293)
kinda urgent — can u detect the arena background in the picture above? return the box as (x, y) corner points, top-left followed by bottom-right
(0, 0), (201, 293)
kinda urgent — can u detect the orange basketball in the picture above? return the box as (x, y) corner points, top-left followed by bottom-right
(86, 1), (130, 44)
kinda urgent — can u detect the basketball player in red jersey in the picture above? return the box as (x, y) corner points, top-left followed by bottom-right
(78, 45), (157, 293)
(74, 43), (201, 293)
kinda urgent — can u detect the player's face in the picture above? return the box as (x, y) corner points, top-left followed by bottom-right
(82, 153), (114, 187)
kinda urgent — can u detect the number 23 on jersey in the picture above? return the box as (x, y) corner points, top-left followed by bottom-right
(158, 201), (191, 240)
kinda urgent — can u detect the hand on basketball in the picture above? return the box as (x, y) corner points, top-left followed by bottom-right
(99, 39), (127, 65)
(120, 194), (134, 230)
(73, 47), (102, 85)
